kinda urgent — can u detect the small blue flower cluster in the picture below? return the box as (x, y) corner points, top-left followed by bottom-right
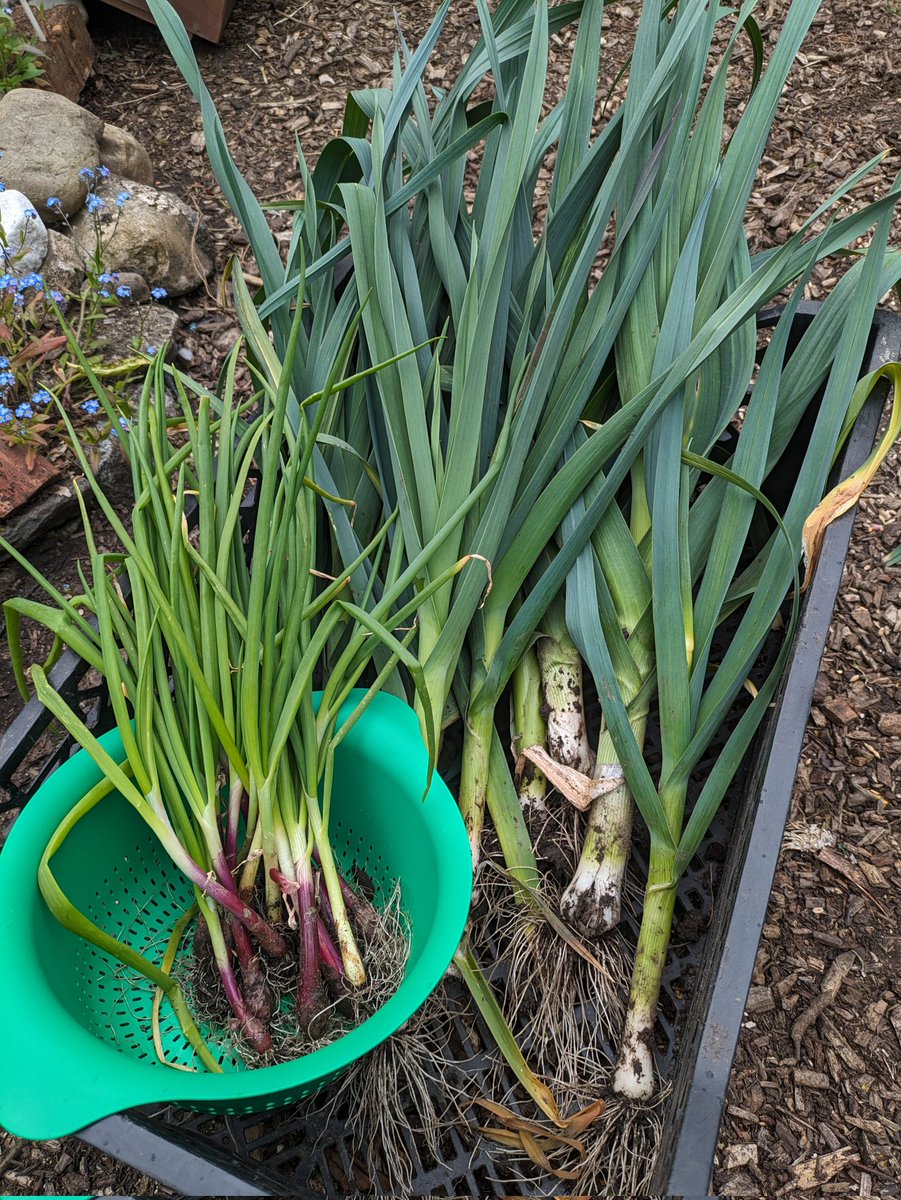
(2, 270), (43, 293)
(0, 271), (62, 311)
(0, 165), (168, 442)
(78, 167), (131, 213)
(94, 270), (118, 300)
(0, 362), (53, 425)
(2, 274), (65, 306)
(37, 167), (129, 220)
(15, 271), (44, 291)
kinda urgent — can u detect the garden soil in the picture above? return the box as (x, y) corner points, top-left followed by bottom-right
(1, 0), (900, 1194)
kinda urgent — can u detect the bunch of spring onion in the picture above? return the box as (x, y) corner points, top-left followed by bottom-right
(146, 0), (901, 1114)
(0, 283), (494, 1063)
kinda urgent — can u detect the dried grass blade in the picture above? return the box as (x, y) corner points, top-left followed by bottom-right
(802, 363), (901, 578)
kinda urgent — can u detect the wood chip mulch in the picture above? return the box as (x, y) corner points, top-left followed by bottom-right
(715, 452), (901, 1199)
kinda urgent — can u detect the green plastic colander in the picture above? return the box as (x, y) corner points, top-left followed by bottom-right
(0, 690), (472, 1141)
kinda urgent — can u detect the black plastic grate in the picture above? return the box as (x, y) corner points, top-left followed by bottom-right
(0, 655), (109, 813)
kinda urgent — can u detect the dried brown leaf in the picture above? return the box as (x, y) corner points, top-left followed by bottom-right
(521, 745), (623, 811)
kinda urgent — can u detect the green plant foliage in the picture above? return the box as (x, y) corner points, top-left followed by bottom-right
(104, 0), (901, 1107)
(0, 7), (44, 93)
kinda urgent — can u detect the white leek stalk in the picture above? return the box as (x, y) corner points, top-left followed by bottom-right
(511, 644), (549, 815)
(537, 592), (593, 773)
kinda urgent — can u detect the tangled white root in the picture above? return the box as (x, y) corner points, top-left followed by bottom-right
(502, 884), (631, 1106)
(317, 984), (468, 1194)
(578, 1082), (671, 1195)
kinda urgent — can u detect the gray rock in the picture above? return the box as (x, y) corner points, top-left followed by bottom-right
(93, 301), (181, 361)
(69, 176), (213, 297)
(112, 271), (151, 304)
(0, 189), (48, 274)
(41, 229), (85, 294)
(98, 123), (154, 187)
(0, 90), (103, 221)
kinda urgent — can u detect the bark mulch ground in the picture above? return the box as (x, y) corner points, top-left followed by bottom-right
(0, 0), (899, 1194)
(715, 462), (901, 1199)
